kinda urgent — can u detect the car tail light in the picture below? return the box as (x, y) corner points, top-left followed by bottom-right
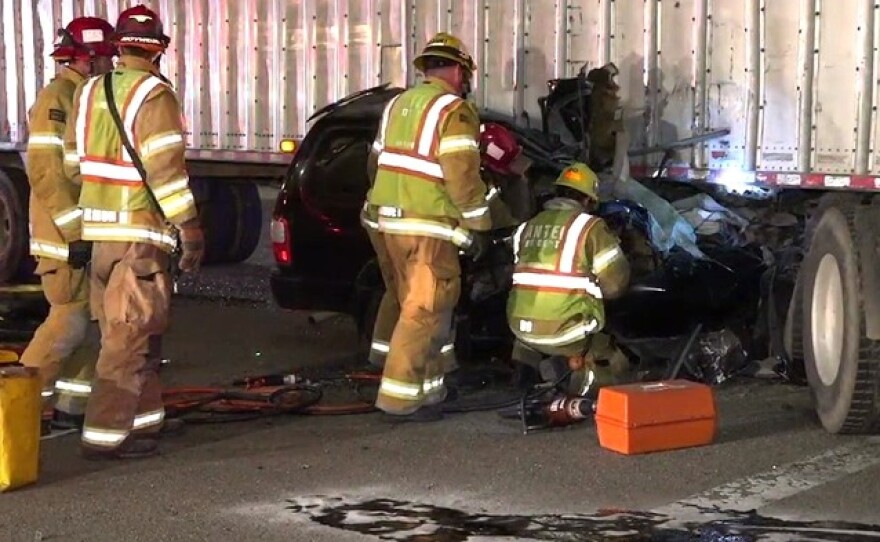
(271, 217), (291, 265)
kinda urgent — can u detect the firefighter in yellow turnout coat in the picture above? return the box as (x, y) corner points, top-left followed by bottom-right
(21, 17), (116, 431)
(367, 33), (493, 421)
(64, 5), (204, 459)
(507, 163), (631, 397)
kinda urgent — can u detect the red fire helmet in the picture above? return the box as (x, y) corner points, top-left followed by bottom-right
(479, 122), (531, 176)
(50, 17), (116, 61)
(111, 4), (170, 53)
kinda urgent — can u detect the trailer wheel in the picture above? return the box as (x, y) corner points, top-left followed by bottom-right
(226, 183), (262, 263)
(783, 271), (805, 375)
(0, 169), (32, 284)
(194, 181), (235, 266)
(802, 203), (880, 434)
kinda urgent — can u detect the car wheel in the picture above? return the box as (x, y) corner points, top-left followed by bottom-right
(802, 203), (880, 434)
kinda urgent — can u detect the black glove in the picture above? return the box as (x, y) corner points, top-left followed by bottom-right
(67, 240), (93, 269)
(464, 231), (491, 261)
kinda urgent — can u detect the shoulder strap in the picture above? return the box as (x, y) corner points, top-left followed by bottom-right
(103, 73), (148, 181)
(103, 73), (164, 215)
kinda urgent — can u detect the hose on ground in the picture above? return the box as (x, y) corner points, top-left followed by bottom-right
(161, 369), (524, 422)
(162, 372), (381, 423)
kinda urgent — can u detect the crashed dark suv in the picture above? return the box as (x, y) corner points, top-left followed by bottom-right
(269, 78), (777, 375)
(268, 84), (550, 359)
(269, 86), (399, 319)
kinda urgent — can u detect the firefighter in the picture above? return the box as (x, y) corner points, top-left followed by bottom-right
(507, 162), (632, 397)
(21, 17), (117, 432)
(367, 32), (492, 421)
(585, 63), (624, 172)
(360, 123), (528, 376)
(361, 151), (457, 374)
(63, 4), (203, 459)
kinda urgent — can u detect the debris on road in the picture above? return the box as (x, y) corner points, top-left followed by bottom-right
(685, 329), (750, 385)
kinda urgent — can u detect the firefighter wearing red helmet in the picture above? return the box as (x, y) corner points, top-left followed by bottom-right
(62, 4), (203, 459)
(21, 16), (116, 434)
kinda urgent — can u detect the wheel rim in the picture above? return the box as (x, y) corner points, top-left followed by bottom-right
(811, 254), (845, 386)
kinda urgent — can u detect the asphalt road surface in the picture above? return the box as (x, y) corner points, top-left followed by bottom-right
(3, 191), (880, 542)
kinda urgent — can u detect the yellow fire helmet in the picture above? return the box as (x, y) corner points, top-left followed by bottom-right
(554, 162), (600, 200)
(413, 32), (477, 73)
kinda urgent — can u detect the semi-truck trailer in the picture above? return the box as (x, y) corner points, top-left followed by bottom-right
(3, 0), (879, 434)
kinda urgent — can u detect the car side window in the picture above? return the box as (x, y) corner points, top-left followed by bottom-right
(302, 126), (374, 225)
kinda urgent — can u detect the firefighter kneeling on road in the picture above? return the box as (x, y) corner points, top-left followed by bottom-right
(507, 163), (631, 398)
(365, 32), (492, 422)
(21, 16), (117, 433)
(63, 4), (204, 459)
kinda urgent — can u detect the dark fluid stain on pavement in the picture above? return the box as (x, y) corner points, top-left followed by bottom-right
(286, 496), (880, 541)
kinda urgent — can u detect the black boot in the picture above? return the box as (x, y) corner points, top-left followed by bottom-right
(50, 410), (85, 431)
(512, 363), (542, 390)
(40, 419), (52, 437)
(444, 369), (489, 390)
(81, 438), (160, 461)
(381, 404), (444, 424)
(132, 418), (186, 440)
(159, 418), (186, 437)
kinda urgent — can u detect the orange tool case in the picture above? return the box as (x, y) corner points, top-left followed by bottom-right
(594, 379), (717, 455)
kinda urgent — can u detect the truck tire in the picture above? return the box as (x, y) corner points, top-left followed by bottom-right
(194, 182), (262, 265)
(226, 183), (262, 263)
(802, 202), (880, 434)
(0, 169), (32, 283)
(195, 182), (235, 266)
(787, 193), (848, 379)
(784, 271), (805, 372)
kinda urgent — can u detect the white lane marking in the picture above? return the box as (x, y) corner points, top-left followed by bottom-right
(653, 438), (880, 522)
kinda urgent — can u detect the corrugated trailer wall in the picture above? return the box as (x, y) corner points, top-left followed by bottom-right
(0, 0), (874, 177)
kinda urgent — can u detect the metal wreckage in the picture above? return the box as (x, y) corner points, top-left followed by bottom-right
(331, 63), (801, 403)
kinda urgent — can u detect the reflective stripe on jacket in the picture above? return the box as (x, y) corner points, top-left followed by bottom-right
(26, 66), (86, 260)
(367, 78), (491, 247)
(64, 55), (197, 252)
(506, 198), (625, 347)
